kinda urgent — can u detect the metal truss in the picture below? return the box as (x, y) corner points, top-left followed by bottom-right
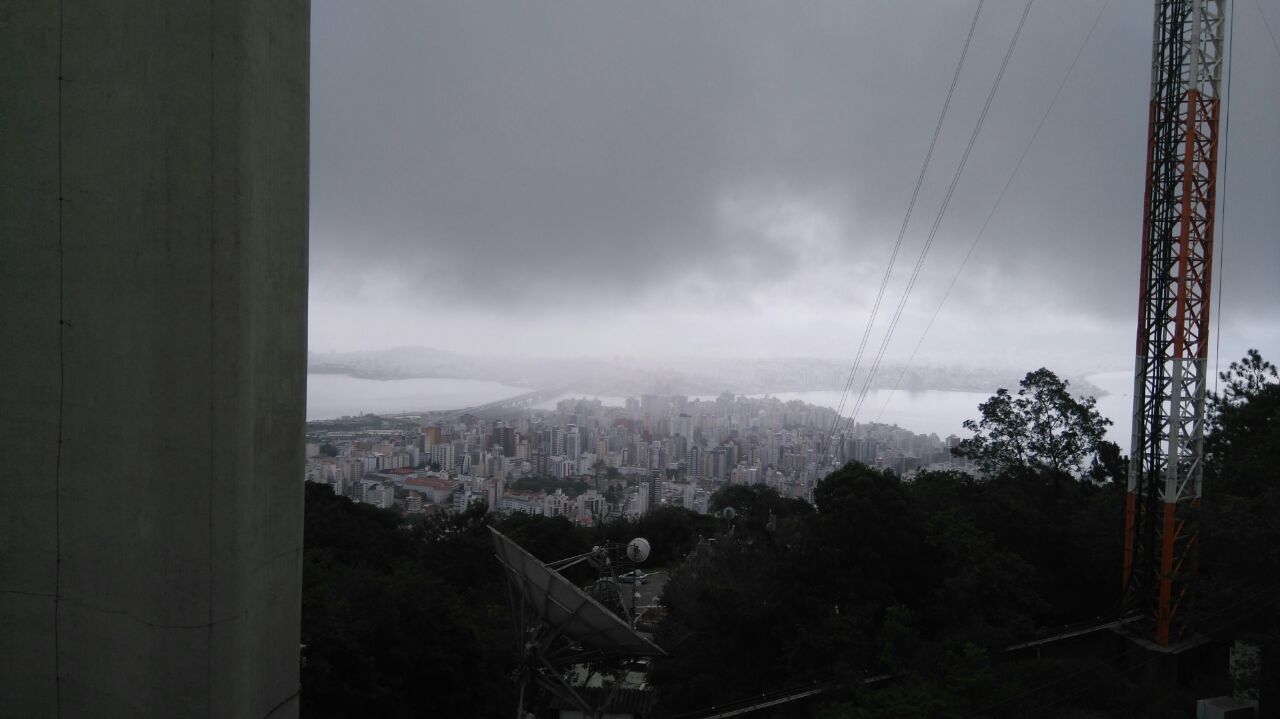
(1123, 0), (1226, 647)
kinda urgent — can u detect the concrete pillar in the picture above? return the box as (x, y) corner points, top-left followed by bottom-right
(1, 2), (308, 717)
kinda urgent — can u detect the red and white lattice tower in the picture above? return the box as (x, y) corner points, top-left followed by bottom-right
(1122, 0), (1227, 647)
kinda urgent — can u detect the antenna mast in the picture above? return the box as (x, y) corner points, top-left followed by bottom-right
(1122, 0), (1227, 646)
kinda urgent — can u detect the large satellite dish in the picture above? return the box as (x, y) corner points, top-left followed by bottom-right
(490, 528), (663, 716)
(626, 537), (650, 563)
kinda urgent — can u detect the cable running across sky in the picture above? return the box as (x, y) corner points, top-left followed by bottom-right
(874, 0), (1112, 423)
(1213, 0), (1238, 396)
(825, 0), (1036, 464)
(839, 0), (1036, 441)
(818, 0), (987, 461)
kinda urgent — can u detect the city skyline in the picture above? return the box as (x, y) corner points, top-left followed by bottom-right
(305, 389), (970, 525)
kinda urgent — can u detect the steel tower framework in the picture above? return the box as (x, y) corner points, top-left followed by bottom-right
(1122, 0), (1226, 647)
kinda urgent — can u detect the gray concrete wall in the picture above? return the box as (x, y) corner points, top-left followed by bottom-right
(1, 2), (309, 717)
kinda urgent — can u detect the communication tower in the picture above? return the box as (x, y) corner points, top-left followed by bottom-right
(1122, 0), (1227, 647)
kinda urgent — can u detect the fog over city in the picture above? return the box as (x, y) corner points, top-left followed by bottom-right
(309, 0), (1280, 380)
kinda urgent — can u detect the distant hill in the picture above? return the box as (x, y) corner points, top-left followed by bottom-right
(307, 347), (1108, 399)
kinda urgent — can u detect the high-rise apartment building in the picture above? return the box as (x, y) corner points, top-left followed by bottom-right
(565, 425), (580, 459)
(494, 426), (516, 457)
(687, 445), (703, 479)
(423, 425), (444, 448)
(430, 443), (456, 472)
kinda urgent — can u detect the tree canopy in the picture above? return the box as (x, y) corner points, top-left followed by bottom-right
(1198, 350), (1280, 703)
(952, 368), (1111, 477)
(300, 485), (714, 718)
(651, 461), (1127, 717)
(301, 484), (515, 718)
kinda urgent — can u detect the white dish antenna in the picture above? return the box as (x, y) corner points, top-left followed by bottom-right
(626, 537), (651, 563)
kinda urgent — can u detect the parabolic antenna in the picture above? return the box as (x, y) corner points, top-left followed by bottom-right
(587, 545), (609, 570)
(626, 537), (651, 563)
(490, 528), (663, 657)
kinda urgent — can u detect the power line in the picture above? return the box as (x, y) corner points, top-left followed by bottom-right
(819, 0), (987, 462)
(874, 0), (1112, 424)
(837, 0), (1037, 441)
(1257, 0), (1280, 62)
(1215, 0), (1238, 396)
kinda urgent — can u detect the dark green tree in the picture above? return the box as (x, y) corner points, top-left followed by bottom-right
(318, 442), (338, 457)
(1198, 350), (1280, 706)
(647, 455), (1144, 716)
(1087, 439), (1127, 485)
(709, 483), (802, 517)
(300, 483), (514, 718)
(1204, 348), (1280, 502)
(810, 464), (934, 621)
(650, 519), (818, 713)
(1214, 348), (1278, 402)
(633, 506), (717, 567)
(953, 368), (1111, 477)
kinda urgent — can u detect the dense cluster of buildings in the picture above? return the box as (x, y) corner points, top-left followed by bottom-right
(304, 392), (974, 519)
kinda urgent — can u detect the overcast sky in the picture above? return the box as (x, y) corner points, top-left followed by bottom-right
(310, 0), (1279, 372)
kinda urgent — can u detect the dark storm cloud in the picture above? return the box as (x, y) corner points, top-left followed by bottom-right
(312, 2), (1014, 289)
(310, 0), (1280, 359)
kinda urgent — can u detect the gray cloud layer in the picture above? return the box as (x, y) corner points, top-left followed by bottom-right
(310, 0), (1280, 367)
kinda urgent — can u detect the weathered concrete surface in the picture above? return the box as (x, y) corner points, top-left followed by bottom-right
(0, 2), (309, 717)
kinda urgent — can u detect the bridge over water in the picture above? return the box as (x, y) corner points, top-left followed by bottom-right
(412, 385), (577, 422)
